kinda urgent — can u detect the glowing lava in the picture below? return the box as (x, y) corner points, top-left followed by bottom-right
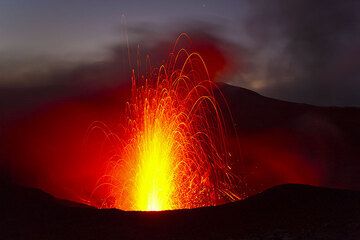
(135, 119), (174, 211)
(95, 34), (238, 211)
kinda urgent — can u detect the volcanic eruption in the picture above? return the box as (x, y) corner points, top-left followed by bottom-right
(93, 34), (239, 211)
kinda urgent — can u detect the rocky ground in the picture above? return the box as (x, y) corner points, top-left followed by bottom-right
(1, 182), (359, 239)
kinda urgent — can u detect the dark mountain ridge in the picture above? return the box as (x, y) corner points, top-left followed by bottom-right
(1, 83), (360, 208)
(1, 182), (359, 239)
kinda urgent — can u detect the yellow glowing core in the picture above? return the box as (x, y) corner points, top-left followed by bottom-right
(134, 119), (174, 211)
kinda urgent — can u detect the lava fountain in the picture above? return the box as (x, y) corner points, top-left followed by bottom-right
(94, 34), (238, 211)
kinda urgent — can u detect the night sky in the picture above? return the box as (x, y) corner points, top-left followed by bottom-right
(1, 0), (360, 108)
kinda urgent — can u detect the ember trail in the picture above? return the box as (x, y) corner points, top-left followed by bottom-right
(96, 34), (238, 211)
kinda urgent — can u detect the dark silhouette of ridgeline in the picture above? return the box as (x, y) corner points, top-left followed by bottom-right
(216, 83), (360, 193)
(2, 83), (360, 195)
(1, 182), (359, 240)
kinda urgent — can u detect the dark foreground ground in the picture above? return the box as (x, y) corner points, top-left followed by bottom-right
(1, 183), (359, 240)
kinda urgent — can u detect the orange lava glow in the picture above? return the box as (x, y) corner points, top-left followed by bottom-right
(95, 34), (238, 211)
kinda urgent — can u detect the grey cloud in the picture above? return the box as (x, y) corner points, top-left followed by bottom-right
(235, 0), (360, 106)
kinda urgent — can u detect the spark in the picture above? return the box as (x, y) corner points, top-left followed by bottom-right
(94, 34), (239, 211)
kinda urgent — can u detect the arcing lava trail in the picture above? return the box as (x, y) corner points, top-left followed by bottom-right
(94, 34), (239, 211)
